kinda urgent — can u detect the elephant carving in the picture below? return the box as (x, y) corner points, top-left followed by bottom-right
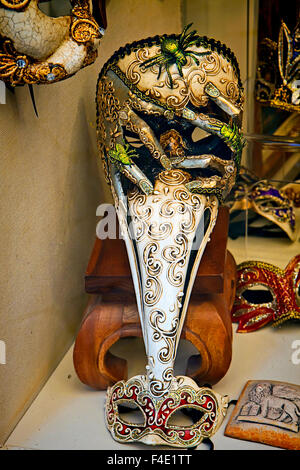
(238, 382), (300, 432)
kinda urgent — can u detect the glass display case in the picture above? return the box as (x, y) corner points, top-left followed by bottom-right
(1, 0), (299, 452)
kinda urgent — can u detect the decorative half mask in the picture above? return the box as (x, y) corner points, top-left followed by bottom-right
(232, 255), (300, 332)
(106, 376), (228, 448)
(0, 0), (106, 85)
(255, 18), (300, 112)
(96, 25), (244, 447)
(227, 179), (297, 241)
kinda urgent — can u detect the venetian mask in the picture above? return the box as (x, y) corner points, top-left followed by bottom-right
(255, 18), (300, 112)
(0, 0), (106, 85)
(96, 25), (244, 448)
(227, 179), (297, 241)
(232, 255), (300, 332)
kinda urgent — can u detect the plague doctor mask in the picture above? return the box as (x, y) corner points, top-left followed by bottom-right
(96, 25), (244, 448)
(0, 0), (106, 85)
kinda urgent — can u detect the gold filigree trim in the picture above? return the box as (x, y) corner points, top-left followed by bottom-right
(157, 170), (191, 186)
(105, 376), (228, 448)
(237, 261), (284, 277)
(0, 1), (101, 86)
(0, 0), (30, 10)
(273, 310), (300, 327)
(0, 38), (67, 85)
(71, 5), (103, 44)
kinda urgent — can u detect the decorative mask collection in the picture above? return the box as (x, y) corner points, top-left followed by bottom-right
(95, 25), (245, 448)
(226, 168), (298, 242)
(0, 0), (106, 85)
(2, 3), (298, 448)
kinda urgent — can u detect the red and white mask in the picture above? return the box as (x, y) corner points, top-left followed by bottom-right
(106, 376), (228, 448)
(232, 255), (300, 332)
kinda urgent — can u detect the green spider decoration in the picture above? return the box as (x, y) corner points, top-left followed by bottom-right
(108, 143), (139, 168)
(220, 122), (246, 165)
(141, 24), (210, 87)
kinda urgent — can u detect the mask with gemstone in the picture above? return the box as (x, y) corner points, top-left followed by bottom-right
(96, 25), (244, 448)
(0, 0), (106, 85)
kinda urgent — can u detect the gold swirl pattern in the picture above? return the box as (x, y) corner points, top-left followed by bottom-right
(158, 170), (191, 186)
(71, 4), (103, 44)
(147, 221), (172, 241)
(105, 375), (228, 447)
(149, 378), (172, 399)
(162, 233), (188, 287)
(149, 309), (178, 367)
(0, 39), (67, 85)
(126, 47), (156, 85)
(117, 46), (241, 111)
(128, 188), (152, 220)
(71, 19), (100, 44)
(143, 242), (162, 307)
(143, 279), (161, 306)
(97, 78), (121, 122)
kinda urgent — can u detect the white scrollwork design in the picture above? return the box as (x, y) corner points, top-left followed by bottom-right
(105, 375), (228, 447)
(126, 171), (218, 399)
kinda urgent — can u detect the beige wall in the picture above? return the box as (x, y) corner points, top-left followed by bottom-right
(0, 0), (181, 445)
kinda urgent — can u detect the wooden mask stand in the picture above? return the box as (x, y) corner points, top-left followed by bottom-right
(73, 207), (236, 389)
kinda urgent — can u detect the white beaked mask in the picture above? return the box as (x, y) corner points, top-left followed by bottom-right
(96, 25), (244, 448)
(0, 0), (105, 85)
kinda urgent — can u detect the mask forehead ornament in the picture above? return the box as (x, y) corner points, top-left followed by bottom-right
(96, 25), (244, 447)
(0, 0), (105, 85)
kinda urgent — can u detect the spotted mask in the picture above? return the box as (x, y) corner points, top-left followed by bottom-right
(0, 0), (106, 85)
(96, 25), (244, 448)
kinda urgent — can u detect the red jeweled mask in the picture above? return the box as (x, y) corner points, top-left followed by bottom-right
(232, 255), (300, 332)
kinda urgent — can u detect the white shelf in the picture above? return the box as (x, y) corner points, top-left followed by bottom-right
(4, 235), (300, 450)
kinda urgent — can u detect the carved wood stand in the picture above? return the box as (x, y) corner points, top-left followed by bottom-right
(73, 207), (236, 389)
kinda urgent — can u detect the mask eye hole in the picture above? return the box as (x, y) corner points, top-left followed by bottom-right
(167, 406), (204, 428)
(117, 401), (145, 425)
(241, 285), (274, 305)
(38, 0), (72, 17)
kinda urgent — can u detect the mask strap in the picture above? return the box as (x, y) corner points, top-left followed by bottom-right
(92, 0), (107, 29)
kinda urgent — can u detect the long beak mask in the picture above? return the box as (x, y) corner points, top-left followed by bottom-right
(97, 25), (244, 448)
